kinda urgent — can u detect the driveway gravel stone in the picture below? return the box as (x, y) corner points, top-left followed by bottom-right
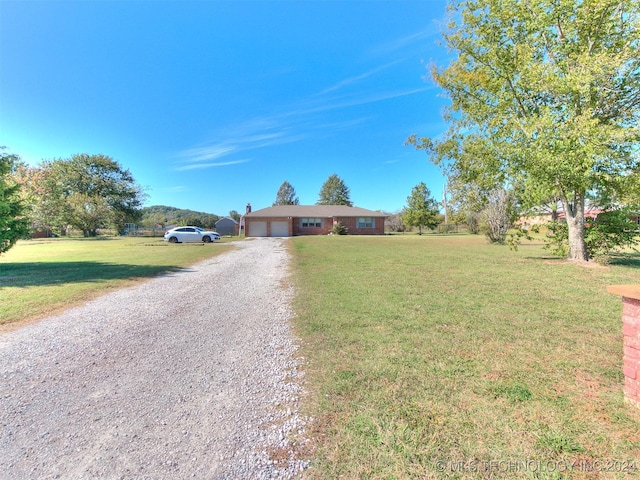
(0, 238), (309, 479)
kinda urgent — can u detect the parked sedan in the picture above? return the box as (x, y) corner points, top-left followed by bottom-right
(163, 226), (221, 243)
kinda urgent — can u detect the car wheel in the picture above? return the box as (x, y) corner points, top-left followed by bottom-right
(169, 236), (179, 243)
(202, 236), (212, 243)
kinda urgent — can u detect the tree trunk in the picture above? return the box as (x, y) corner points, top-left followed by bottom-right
(560, 194), (589, 262)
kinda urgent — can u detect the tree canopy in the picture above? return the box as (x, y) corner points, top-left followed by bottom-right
(0, 150), (29, 254)
(273, 181), (300, 206)
(19, 154), (146, 236)
(401, 182), (441, 234)
(317, 174), (353, 206)
(409, 0), (640, 262)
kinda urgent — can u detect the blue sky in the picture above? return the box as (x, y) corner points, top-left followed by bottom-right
(1, 0), (451, 216)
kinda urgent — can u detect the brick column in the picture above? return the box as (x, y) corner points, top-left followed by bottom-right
(607, 285), (640, 409)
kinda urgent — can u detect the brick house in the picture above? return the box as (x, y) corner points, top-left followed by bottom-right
(243, 205), (386, 237)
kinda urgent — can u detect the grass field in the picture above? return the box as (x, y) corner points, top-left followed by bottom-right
(0, 236), (232, 327)
(290, 234), (640, 479)
(2, 233), (640, 478)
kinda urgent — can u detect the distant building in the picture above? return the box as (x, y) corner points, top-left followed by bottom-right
(518, 204), (640, 228)
(215, 217), (239, 236)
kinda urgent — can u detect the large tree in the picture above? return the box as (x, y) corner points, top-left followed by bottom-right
(0, 150), (30, 254)
(273, 180), (300, 206)
(401, 182), (441, 234)
(409, 0), (640, 262)
(36, 154), (145, 236)
(317, 174), (353, 206)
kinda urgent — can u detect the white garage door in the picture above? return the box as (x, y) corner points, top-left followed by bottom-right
(249, 221), (267, 237)
(270, 221), (289, 237)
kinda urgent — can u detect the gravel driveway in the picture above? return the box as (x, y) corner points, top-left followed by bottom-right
(0, 238), (309, 479)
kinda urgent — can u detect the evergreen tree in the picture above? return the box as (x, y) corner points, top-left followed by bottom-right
(317, 174), (353, 206)
(273, 181), (300, 206)
(401, 182), (440, 235)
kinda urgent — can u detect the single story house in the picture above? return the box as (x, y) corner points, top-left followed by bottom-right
(215, 216), (239, 236)
(243, 205), (386, 237)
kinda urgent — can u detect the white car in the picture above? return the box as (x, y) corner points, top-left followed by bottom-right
(163, 226), (221, 243)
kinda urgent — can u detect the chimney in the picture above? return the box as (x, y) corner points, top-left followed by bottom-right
(246, 203), (252, 214)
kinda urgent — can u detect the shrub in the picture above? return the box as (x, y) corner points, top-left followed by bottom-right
(584, 209), (640, 259)
(330, 221), (348, 235)
(511, 207), (640, 261)
(481, 188), (517, 244)
(466, 211), (481, 234)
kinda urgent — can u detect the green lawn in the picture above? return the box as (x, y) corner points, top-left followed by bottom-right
(2, 233), (639, 478)
(0, 236), (232, 326)
(290, 235), (640, 479)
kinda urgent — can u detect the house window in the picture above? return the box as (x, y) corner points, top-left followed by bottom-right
(357, 217), (374, 228)
(301, 217), (322, 228)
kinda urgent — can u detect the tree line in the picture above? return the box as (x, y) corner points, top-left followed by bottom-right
(273, 174), (354, 207)
(137, 205), (228, 231)
(4, 0), (639, 261)
(0, 150), (244, 252)
(0, 147), (503, 258)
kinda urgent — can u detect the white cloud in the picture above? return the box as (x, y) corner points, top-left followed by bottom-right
(175, 159), (250, 171)
(316, 60), (403, 96)
(369, 27), (440, 57)
(301, 87), (432, 115)
(177, 57), (433, 167)
(177, 127), (304, 169)
(178, 145), (236, 163)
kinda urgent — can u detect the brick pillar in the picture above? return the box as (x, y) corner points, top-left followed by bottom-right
(607, 285), (640, 409)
